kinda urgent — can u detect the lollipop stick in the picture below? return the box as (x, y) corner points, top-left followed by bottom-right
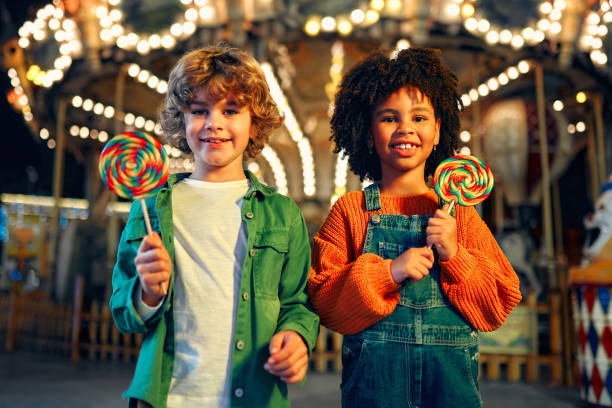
(140, 199), (153, 235)
(139, 199), (167, 295)
(427, 200), (456, 250)
(446, 199), (456, 215)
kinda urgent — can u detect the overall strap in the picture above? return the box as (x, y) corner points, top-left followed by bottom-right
(364, 183), (382, 212)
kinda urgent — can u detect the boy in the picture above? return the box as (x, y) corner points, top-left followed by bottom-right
(110, 44), (319, 408)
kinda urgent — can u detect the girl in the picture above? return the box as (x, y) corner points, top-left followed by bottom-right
(307, 47), (521, 408)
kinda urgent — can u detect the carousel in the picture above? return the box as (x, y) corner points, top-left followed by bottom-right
(0, 0), (611, 403)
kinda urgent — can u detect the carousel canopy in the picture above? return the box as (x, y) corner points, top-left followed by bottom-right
(1, 0), (610, 205)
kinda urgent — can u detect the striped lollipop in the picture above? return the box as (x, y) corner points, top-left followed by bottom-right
(99, 131), (169, 201)
(433, 154), (494, 211)
(99, 131), (170, 294)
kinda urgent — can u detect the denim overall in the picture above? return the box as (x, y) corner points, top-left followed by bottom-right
(340, 184), (481, 408)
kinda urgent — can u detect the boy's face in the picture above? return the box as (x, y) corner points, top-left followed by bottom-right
(184, 86), (252, 181)
(371, 85), (440, 182)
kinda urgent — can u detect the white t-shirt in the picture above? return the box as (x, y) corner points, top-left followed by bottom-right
(136, 177), (249, 408)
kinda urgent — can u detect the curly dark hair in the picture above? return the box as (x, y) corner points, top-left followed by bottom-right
(330, 47), (461, 182)
(159, 43), (283, 158)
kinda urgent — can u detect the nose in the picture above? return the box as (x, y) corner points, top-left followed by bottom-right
(204, 110), (222, 131)
(397, 120), (414, 135)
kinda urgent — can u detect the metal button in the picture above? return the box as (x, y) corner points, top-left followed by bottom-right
(371, 214), (381, 224)
(242, 292), (249, 301)
(249, 249), (256, 257)
(236, 340), (245, 350)
(234, 388), (244, 398)
(473, 352), (480, 362)
(245, 212), (254, 219)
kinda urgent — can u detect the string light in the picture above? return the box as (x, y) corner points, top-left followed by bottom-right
(261, 146), (288, 195)
(303, 1), (386, 36)
(17, 3), (80, 88)
(460, 61), (531, 105)
(261, 63), (316, 197)
(105, 0), (224, 53)
(70, 94), (164, 138)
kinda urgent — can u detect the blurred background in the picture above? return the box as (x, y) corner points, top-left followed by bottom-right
(0, 0), (611, 406)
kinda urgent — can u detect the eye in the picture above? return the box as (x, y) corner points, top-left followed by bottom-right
(224, 108), (238, 115)
(380, 116), (397, 123)
(414, 115), (427, 122)
(190, 108), (207, 116)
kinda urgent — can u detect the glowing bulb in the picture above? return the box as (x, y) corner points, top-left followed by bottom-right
(304, 19), (320, 36)
(465, 17), (478, 31)
(350, 9), (365, 24)
(485, 30), (499, 44)
(461, 4), (475, 17)
(137, 70), (150, 83)
(337, 19), (353, 35)
(321, 16), (336, 31)
(499, 29), (512, 43)
(540, 2), (553, 14)
(71, 95), (83, 107)
(477, 19), (490, 33)
(478, 84), (489, 96)
(507, 67), (519, 79)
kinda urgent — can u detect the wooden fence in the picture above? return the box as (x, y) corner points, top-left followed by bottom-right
(0, 278), (572, 384)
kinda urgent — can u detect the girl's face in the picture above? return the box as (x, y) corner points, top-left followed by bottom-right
(184, 86), (252, 181)
(371, 85), (440, 182)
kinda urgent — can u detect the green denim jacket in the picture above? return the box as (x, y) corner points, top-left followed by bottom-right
(109, 170), (320, 408)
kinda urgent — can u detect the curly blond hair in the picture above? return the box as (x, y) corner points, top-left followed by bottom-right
(160, 44), (283, 158)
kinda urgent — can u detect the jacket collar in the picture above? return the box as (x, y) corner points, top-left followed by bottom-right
(166, 169), (277, 199)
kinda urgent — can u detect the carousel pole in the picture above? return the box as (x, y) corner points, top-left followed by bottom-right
(48, 98), (68, 298)
(593, 93), (606, 185)
(535, 63), (555, 287)
(536, 63), (565, 384)
(586, 116), (601, 204)
(103, 64), (127, 301)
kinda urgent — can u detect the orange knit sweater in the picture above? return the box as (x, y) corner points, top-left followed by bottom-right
(307, 189), (522, 335)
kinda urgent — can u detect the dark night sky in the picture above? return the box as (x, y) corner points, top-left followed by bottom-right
(1, 0), (85, 198)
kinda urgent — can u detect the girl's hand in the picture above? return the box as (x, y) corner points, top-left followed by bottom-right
(426, 204), (458, 261)
(390, 247), (434, 284)
(264, 330), (309, 383)
(134, 232), (172, 306)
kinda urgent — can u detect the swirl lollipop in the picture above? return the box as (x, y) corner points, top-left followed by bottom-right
(433, 154), (494, 214)
(99, 131), (169, 292)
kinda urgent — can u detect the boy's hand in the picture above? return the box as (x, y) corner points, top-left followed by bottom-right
(264, 330), (309, 384)
(390, 247), (434, 284)
(134, 232), (171, 306)
(426, 204), (458, 261)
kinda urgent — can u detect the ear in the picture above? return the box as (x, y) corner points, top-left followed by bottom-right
(434, 119), (441, 146)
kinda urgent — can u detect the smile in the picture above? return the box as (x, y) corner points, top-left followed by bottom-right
(201, 137), (230, 144)
(390, 143), (418, 150)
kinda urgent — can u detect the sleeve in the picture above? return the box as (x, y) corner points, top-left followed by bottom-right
(134, 284), (165, 321)
(275, 203), (320, 354)
(439, 205), (522, 332)
(109, 201), (167, 334)
(307, 198), (401, 335)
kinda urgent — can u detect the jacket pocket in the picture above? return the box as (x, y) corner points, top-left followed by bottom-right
(124, 218), (148, 256)
(252, 230), (288, 299)
(125, 215), (160, 243)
